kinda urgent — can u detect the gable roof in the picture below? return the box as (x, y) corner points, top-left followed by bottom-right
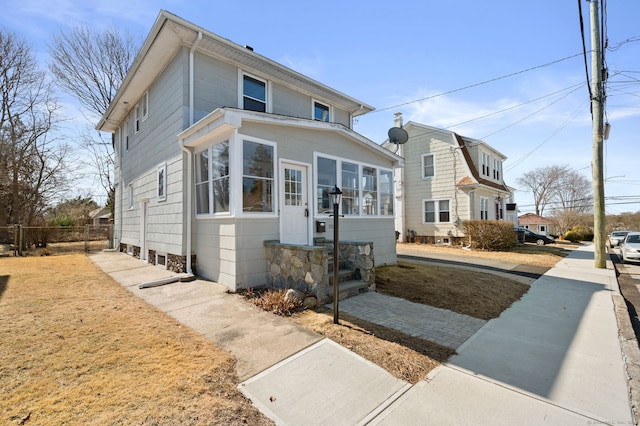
(98, 10), (374, 133)
(518, 213), (552, 224)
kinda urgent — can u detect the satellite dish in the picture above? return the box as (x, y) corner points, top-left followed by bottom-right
(388, 127), (409, 145)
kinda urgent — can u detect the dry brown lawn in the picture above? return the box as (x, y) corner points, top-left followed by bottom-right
(0, 255), (271, 425)
(289, 242), (576, 383)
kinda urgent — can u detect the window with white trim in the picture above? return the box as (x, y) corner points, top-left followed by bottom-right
(242, 140), (274, 212)
(124, 120), (129, 152)
(141, 91), (149, 121)
(242, 74), (267, 112)
(481, 152), (490, 177)
(128, 184), (133, 210)
(380, 170), (394, 215)
(362, 166), (377, 215)
(313, 100), (330, 122)
(480, 197), (489, 220)
(493, 158), (500, 180)
(341, 161), (359, 215)
(423, 199), (450, 223)
(157, 163), (167, 202)
(134, 103), (140, 133)
(422, 153), (435, 178)
(195, 141), (230, 215)
(315, 155), (393, 217)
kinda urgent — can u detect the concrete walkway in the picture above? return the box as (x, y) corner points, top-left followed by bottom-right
(89, 244), (635, 425)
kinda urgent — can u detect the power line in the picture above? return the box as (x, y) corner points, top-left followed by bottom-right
(366, 52), (587, 114)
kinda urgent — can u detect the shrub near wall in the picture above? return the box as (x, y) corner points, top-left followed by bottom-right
(463, 220), (516, 251)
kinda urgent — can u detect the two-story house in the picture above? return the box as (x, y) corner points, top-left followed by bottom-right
(388, 118), (512, 243)
(97, 11), (402, 295)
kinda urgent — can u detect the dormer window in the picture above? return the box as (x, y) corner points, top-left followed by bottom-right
(493, 158), (501, 181)
(242, 74), (267, 112)
(313, 100), (330, 122)
(481, 152), (490, 177)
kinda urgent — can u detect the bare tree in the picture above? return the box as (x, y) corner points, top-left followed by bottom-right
(0, 31), (68, 225)
(49, 25), (139, 213)
(553, 169), (592, 213)
(516, 165), (569, 216)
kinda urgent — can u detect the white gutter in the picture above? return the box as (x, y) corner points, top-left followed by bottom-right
(181, 31), (202, 275)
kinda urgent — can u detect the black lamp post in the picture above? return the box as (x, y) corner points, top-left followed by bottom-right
(329, 185), (342, 324)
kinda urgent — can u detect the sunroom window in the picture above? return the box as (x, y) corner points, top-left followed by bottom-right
(315, 155), (393, 217)
(242, 140), (274, 212)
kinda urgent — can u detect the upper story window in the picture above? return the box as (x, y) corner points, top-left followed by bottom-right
(243, 74), (267, 112)
(481, 152), (490, 177)
(141, 90), (149, 121)
(316, 154), (393, 217)
(493, 158), (501, 180)
(123, 120), (129, 152)
(134, 103), (140, 133)
(422, 153), (435, 178)
(313, 100), (330, 122)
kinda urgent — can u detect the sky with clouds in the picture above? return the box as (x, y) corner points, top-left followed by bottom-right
(1, 0), (639, 214)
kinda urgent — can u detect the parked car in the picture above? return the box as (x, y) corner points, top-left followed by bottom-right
(515, 227), (555, 245)
(620, 232), (640, 263)
(609, 230), (630, 247)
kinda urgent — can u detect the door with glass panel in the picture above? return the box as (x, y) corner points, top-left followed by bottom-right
(280, 163), (309, 245)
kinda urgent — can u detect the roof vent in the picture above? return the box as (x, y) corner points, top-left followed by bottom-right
(244, 45), (254, 51)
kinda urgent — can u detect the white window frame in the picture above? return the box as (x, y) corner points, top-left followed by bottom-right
(312, 99), (331, 122)
(493, 158), (500, 181)
(421, 153), (435, 179)
(480, 197), (489, 220)
(123, 120), (129, 152)
(141, 90), (149, 121)
(194, 140), (231, 218)
(157, 162), (167, 202)
(239, 71), (270, 113)
(128, 183), (134, 210)
(134, 103), (140, 133)
(423, 199), (451, 224)
(314, 152), (394, 217)
(241, 137), (277, 216)
(481, 152), (490, 177)
(155, 252), (167, 269)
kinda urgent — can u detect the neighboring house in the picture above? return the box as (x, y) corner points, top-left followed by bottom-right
(97, 11), (402, 294)
(518, 213), (554, 236)
(386, 118), (512, 244)
(89, 206), (111, 225)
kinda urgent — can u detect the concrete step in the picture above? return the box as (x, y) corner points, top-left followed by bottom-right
(330, 279), (369, 301)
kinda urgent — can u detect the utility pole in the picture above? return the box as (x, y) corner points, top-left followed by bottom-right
(590, 0), (606, 268)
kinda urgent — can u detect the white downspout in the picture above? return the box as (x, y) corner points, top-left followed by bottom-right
(189, 32), (203, 126)
(183, 31), (202, 275)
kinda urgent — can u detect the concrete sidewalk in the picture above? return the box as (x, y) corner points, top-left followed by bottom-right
(89, 244), (635, 425)
(371, 244), (635, 425)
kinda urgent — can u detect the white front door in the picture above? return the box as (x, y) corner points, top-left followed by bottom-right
(280, 163), (309, 245)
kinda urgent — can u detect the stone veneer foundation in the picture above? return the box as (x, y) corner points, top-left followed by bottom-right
(264, 239), (374, 304)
